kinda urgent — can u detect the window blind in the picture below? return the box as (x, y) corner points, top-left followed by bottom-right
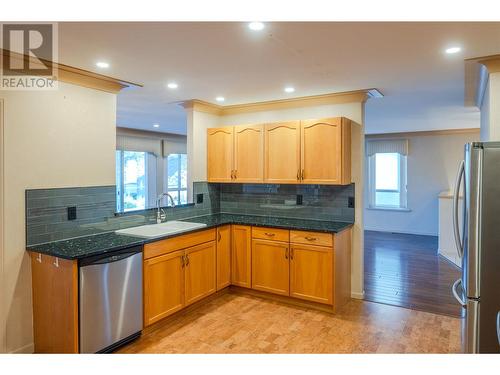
(366, 139), (409, 156)
(116, 134), (162, 156)
(162, 139), (187, 157)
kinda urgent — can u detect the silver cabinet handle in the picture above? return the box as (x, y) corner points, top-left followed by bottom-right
(497, 311), (500, 346)
(452, 279), (467, 307)
(453, 160), (465, 259)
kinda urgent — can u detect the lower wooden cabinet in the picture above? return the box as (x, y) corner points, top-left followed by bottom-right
(289, 244), (333, 305)
(231, 225), (252, 287)
(185, 242), (216, 306)
(143, 250), (185, 326)
(216, 225), (231, 290)
(251, 239), (290, 296)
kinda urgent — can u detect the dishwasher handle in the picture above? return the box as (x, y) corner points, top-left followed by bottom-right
(79, 246), (142, 267)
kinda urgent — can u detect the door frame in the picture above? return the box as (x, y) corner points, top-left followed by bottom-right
(0, 98), (5, 353)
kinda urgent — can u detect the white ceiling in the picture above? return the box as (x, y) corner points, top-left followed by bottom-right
(58, 22), (500, 135)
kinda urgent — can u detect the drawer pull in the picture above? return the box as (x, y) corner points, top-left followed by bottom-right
(305, 236), (317, 241)
(265, 232), (275, 237)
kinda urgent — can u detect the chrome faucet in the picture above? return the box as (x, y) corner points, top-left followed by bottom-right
(156, 193), (176, 224)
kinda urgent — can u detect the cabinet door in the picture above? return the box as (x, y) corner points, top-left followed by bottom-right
(216, 225), (231, 291)
(143, 250), (185, 326)
(301, 118), (343, 184)
(185, 241), (216, 306)
(252, 239), (290, 296)
(264, 121), (301, 183)
(231, 225), (252, 288)
(234, 124), (264, 182)
(207, 127), (234, 182)
(290, 244), (333, 305)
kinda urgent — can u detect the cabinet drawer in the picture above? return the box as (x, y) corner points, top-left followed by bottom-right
(252, 227), (289, 242)
(144, 229), (216, 259)
(290, 230), (333, 247)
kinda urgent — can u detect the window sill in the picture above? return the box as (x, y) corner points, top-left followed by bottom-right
(366, 206), (411, 212)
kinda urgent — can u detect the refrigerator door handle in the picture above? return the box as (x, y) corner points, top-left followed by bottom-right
(453, 160), (465, 259)
(497, 311), (500, 346)
(452, 278), (467, 307)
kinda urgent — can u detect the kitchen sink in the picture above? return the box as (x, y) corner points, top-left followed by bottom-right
(115, 220), (207, 239)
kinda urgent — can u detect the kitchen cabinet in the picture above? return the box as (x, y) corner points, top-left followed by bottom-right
(143, 250), (185, 326)
(185, 242), (216, 306)
(207, 127), (234, 182)
(30, 253), (78, 353)
(207, 125), (264, 183)
(231, 225), (252, 287)
(207, 117), (351, 185)
(264, 121), (301, 183)
(301, 117), (351, 185)
(234, 124), (264, 182)
(216, 225), (231, 290)
(251, 239), (290, 296)
(289, 244), (333, 305)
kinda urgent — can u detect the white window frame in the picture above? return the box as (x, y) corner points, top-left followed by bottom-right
(367, 152), (408, 210)
(116, 150), (152, 212)
(164, 153), (188, 205)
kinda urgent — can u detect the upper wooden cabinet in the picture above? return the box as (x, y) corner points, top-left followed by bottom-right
(301, 118), (351, 185)
(234, 125), (264, 182)
(264, 121), (301, 183)
(207, 127), (234, 182)
(207, 117), (351, 185)
(207, 125), (264, 183)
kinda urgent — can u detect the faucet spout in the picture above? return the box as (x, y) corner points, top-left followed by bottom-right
(156, 193), (176, 224)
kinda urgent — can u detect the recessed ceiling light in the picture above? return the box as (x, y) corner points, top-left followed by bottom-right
(215, 96), (225, 102)
(284, 87), (295, 93)
(96, 61), (110, 69)
(248, 22), (265, 31)
(167, 82), (178, 89)
(153, 124), (160, 128)
(445, 46), (461, 54)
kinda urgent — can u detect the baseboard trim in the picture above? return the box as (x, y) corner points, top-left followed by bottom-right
(364, 228), (437, 237)
(9, 342), (34, 354)
(351, 291), (365, 300)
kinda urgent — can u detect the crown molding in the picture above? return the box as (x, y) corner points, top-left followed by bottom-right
(1, 49), (142, 94)
(180, 88), (383, 116)
(366, 127), (480, 139)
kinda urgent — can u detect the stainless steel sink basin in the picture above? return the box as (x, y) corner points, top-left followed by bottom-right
(115, 220), (207, 239)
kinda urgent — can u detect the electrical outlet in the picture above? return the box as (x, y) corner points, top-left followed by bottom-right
(296, 194), (303, 205)
(348, 196), (355, 208)
(67, 206), (77, 220)
(196, 193), (204, 204)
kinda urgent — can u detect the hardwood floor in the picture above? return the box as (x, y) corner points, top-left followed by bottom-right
(118, 292), (460, 354)
(364, 230), (462, 317)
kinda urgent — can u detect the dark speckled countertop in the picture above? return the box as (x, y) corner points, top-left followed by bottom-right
(26, 213), (353, 260)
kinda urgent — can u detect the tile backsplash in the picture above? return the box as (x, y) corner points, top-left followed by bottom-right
(25, 182), (219, 246)
(25, 182), (353, 245)
(219, 183), (354, 222)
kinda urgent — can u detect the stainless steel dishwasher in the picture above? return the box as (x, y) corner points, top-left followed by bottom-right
(79, 246), (143, 353)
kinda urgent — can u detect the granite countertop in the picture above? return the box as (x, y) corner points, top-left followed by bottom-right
(26, 213), (353, 260)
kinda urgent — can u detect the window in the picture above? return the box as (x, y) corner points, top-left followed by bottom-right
(368, 152), (407, 209)
(165, 153), (187, 205)
(116, 150), (148, 212)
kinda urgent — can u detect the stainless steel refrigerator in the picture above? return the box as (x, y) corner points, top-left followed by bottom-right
(452, 142), (500, 353)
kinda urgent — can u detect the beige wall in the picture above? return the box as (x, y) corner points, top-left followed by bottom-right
(186, 102), (366, 298)
(0, 82), (116, 353)
(364, 131), (480, 236)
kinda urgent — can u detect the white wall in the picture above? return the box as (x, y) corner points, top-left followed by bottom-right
(364, 131), (480, 236)
(187, 102), (366, 299)
(0, 82), (116, 353)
